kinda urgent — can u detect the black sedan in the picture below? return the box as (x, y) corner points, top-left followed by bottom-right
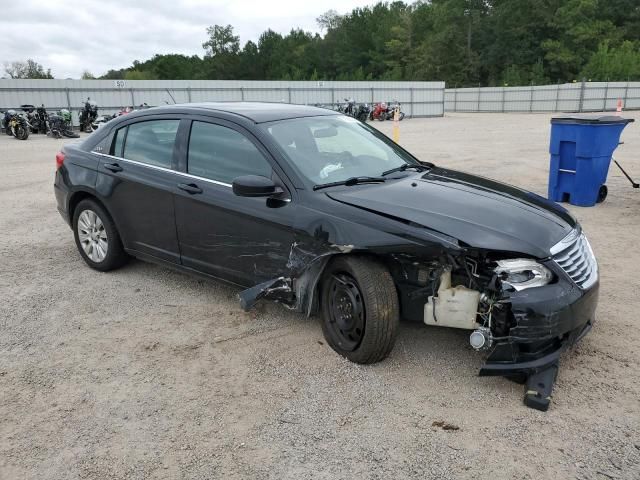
(54, 103), (598, 410)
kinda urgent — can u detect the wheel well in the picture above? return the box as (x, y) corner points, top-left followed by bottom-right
(68, 192), (114, 226)
(307, 253), (387, 316)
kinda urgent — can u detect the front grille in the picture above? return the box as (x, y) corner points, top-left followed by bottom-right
(550, 230), (598, 289)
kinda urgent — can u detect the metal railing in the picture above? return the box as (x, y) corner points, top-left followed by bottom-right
(445, 81), (640, 113)
(0, 80), (446, 125)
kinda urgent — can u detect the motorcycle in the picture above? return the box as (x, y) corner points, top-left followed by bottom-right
(78, 98), (99, 133)
(23, 104), (50, 134)
(355, 103), (371, 122)
(385, 100), (405, 121)
(91, 113), (117, 130)
(370, 101), (388, 121)
(49, 109), (79, 139)
(342, 98), (357, 117)
(3, 109), (30, 140)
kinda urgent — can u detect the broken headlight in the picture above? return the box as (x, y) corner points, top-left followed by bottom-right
(494, 259), (552, 291)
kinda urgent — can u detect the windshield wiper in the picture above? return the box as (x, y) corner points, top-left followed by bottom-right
(381, 162), (433, 177)
(313, 176), (386, 191)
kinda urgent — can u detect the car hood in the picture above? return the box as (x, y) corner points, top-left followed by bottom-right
(325, 167), (575, 258)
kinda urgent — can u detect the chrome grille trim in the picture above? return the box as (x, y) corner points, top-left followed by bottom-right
(550, 229), (598, 289)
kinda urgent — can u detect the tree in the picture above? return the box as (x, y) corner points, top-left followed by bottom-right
(581, 40), (640, 80)
(4, 59), (53, 79)
(542, 0), (614, 82)
(202, 24), (240, 57)
(81, 70), (96, 79)
(317, 9), (343, 32)
(98, 1), (640, 84)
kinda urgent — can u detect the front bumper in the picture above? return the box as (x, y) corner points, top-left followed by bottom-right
(479, 278), (598, 376)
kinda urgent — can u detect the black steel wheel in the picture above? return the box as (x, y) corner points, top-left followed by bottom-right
(320, 256), (399, 364)
(326, 273), (366, 352)
(596, 185), (608, 203)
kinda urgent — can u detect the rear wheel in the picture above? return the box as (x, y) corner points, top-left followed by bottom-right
(597, 185), (608, 203)
(73, 199), (128, 271)
(320, 256), (399, 364)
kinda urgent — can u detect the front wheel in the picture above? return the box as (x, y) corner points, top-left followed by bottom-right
(320, 256), (399, 364)
(13, 125), (29, 140)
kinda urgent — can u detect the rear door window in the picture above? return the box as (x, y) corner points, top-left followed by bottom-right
(122, 120), (179, 168)
(187, 121), (271, 184)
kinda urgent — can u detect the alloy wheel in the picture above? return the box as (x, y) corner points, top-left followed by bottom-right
(77, 209), (109, 262)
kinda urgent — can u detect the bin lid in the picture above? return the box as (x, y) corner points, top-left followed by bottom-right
(551, 115), (634, 125)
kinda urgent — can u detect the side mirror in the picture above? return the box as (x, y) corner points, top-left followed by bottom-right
(232, 175), (283, 197)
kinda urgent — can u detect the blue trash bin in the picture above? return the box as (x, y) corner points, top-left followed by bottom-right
(548, 115), (633, 207)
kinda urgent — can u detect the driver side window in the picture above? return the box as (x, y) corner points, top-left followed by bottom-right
(187, 121), (272, 184)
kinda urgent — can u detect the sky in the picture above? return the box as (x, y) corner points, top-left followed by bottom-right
(0, 0), (375, 79)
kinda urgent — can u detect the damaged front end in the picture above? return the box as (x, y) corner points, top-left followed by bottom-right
(238, 216), (597, 411)
(387, 228), (598, 411)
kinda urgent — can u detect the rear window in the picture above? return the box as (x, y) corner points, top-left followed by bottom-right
(120, 120), (179, 168)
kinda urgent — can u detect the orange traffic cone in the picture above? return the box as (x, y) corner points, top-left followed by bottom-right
(616, 98), (623, 116)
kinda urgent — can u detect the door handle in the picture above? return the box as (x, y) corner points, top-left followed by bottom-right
(177, 183), (203, 194)
(104, 162), (123, 172)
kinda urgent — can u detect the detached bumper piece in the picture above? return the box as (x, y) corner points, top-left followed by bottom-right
(524, 364), (558, 412)
(480, 321), (592, 412)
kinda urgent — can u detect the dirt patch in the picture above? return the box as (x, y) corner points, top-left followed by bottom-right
(1, 113), (639, 479)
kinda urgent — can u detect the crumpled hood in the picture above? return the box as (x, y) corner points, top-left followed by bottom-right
(326, 167), (575, 258)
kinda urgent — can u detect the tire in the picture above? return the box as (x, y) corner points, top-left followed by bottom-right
(398, 112), (405, 121)
(63, 129), (80, 138)
(14, 125), (29, 140)
(378, 114), (385, 121)
(320, 256), (399, 364)
(596, 185), (607, 203)
(72, 199), (128, 271)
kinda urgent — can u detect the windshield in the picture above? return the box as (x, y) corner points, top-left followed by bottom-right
(262, 115), (420, 185)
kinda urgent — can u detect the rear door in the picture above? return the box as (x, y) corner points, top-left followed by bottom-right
(173, 118), (295, 286)
(95, 117), (182, 263)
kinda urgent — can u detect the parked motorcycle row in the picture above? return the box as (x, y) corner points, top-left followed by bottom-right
(0, 98), (152, 140)
(318, 98), (406, 122)
(1, 104), (79, 140)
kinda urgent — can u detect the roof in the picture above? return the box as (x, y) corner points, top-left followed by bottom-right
(165, 102), (340, 123)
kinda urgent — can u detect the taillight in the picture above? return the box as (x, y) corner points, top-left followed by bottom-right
(55, 151), (65, 170)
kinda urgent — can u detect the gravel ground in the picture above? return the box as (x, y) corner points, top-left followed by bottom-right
(1, 113), (639, 479)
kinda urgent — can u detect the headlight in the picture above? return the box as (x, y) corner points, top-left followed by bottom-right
(494, 259), (552, 291)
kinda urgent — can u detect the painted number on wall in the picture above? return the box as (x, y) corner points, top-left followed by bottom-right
(114, 80), (126, 88)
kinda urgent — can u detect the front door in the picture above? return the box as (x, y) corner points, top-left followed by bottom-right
(174, 119), (295, 286)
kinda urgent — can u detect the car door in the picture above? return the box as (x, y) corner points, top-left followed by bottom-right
(173, 118), (295, 286)
(95, 117), (182, 263)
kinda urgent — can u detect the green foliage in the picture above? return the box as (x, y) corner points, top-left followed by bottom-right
(581, 41), (640, 80)
(98, 1), (640, 85)
(124, 70), (157, 80)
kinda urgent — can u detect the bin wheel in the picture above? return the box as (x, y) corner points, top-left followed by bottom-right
(597, 185), (608, 203)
